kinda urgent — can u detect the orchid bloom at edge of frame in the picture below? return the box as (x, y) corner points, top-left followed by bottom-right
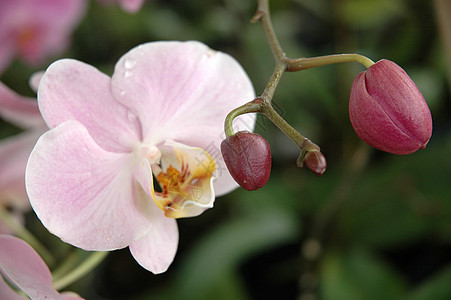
(0, 79), (47, 233)
(0, 0), (86, 74)
(0, 234), (83, 300)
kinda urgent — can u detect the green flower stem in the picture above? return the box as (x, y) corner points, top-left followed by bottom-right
(286, 54), (375, 71)
(261, 103), (320, 152)
(225, 0), (373, 155)
(225, 0), (319, 154)
(224, 97), (320, 153)
(251, 0), (285, 62)
(260, 61), (286, 104)
(51, 250), (81, 281)
(225, 0), (321, 153)
(224, 100), (262, 137)
(0, 206), (55, 266)
(52, 251), (108, 291)
(251, 0), (287, 105)
(224, 0), (288, 138)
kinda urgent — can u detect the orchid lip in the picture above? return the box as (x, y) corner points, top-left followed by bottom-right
(134, 140), (217, 219)
(148, 142), (217, 219)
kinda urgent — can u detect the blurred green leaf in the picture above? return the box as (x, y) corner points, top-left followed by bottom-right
(408, 67), (444, 112)
(169, 207), (300, 299)
(146, 8), (195, 40)
(320, 248), (407, 300)
(339, 135), (451, 248)
(1, 0), (448, 298)
(339, 0), (404, 29)
(408, 264), (451, 300)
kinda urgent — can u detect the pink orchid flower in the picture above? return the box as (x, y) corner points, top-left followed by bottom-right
(0, 80), (47, 234)
(0, 0), (86, 74)
(26, 41), (255, 273)
(0, 234), (83, 300)
(97, 0), (146, 13)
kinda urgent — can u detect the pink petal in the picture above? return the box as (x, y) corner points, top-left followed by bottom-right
(38, 59), (141, 152)
(32, 0), (86, 29)
(126, 152), (178, 274)
(0, 276), (24, 300)
(0, 235), (63, 299)
(129, 205), (178, 274)
(133, 158), (154, 198)
(0, 130), (43, 210)
(96, 0), (144, 13)
(0, 1), (17, 74)
(0, 81), (45, 129)
(0, 41), (14, 75)
(119, 0), (146, 13)
(0, 0), (86, 67)
(26, 120), (151, 250)
(111, 41), (255, 195)
(131, 157), (163, 222)
(30, 0), (87, 56)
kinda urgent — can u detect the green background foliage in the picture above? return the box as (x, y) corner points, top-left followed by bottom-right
(1, 0), (450, 299)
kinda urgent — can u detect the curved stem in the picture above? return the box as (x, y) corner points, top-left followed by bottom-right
(0, 206), (55, 266)
(52, 251), (108, 290)
(286, 54), (375, 71)
(224, 100), (262, 137)
(226, 0), (374, 154)
(261, 103), (319, 152)
(51, 250), (81, 281)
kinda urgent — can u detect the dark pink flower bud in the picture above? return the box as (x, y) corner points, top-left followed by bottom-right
(349, 59), (432, 154)
(221, 131), (271, 191)
(304, 151), (327, 176)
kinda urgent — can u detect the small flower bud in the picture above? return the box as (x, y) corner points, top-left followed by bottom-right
(221, 131), (271, 191)
(304, 150), (327, 176)
(349, 59), (433, 154)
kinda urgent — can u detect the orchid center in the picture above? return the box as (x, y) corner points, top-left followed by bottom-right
(156, 165), (186, 196)
(136, 144), (162, 164)
(149, 142), (217, 219)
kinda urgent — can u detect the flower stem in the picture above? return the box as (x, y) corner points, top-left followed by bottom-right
(51, 250), (81, 281)
(251, 0), (285, 62)
(251, 0), (287, 104)
(226, 0), (317, 152)
(286, 53), (375, 71)
(261, 103), (319, 152)
(224, 100), (262, 137)
(225, 0), (373, 154)
(52, 251), (108, 290)
(0, 206), (55, 266)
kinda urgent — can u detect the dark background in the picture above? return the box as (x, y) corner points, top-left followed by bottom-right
(1, 0), (450, 299)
